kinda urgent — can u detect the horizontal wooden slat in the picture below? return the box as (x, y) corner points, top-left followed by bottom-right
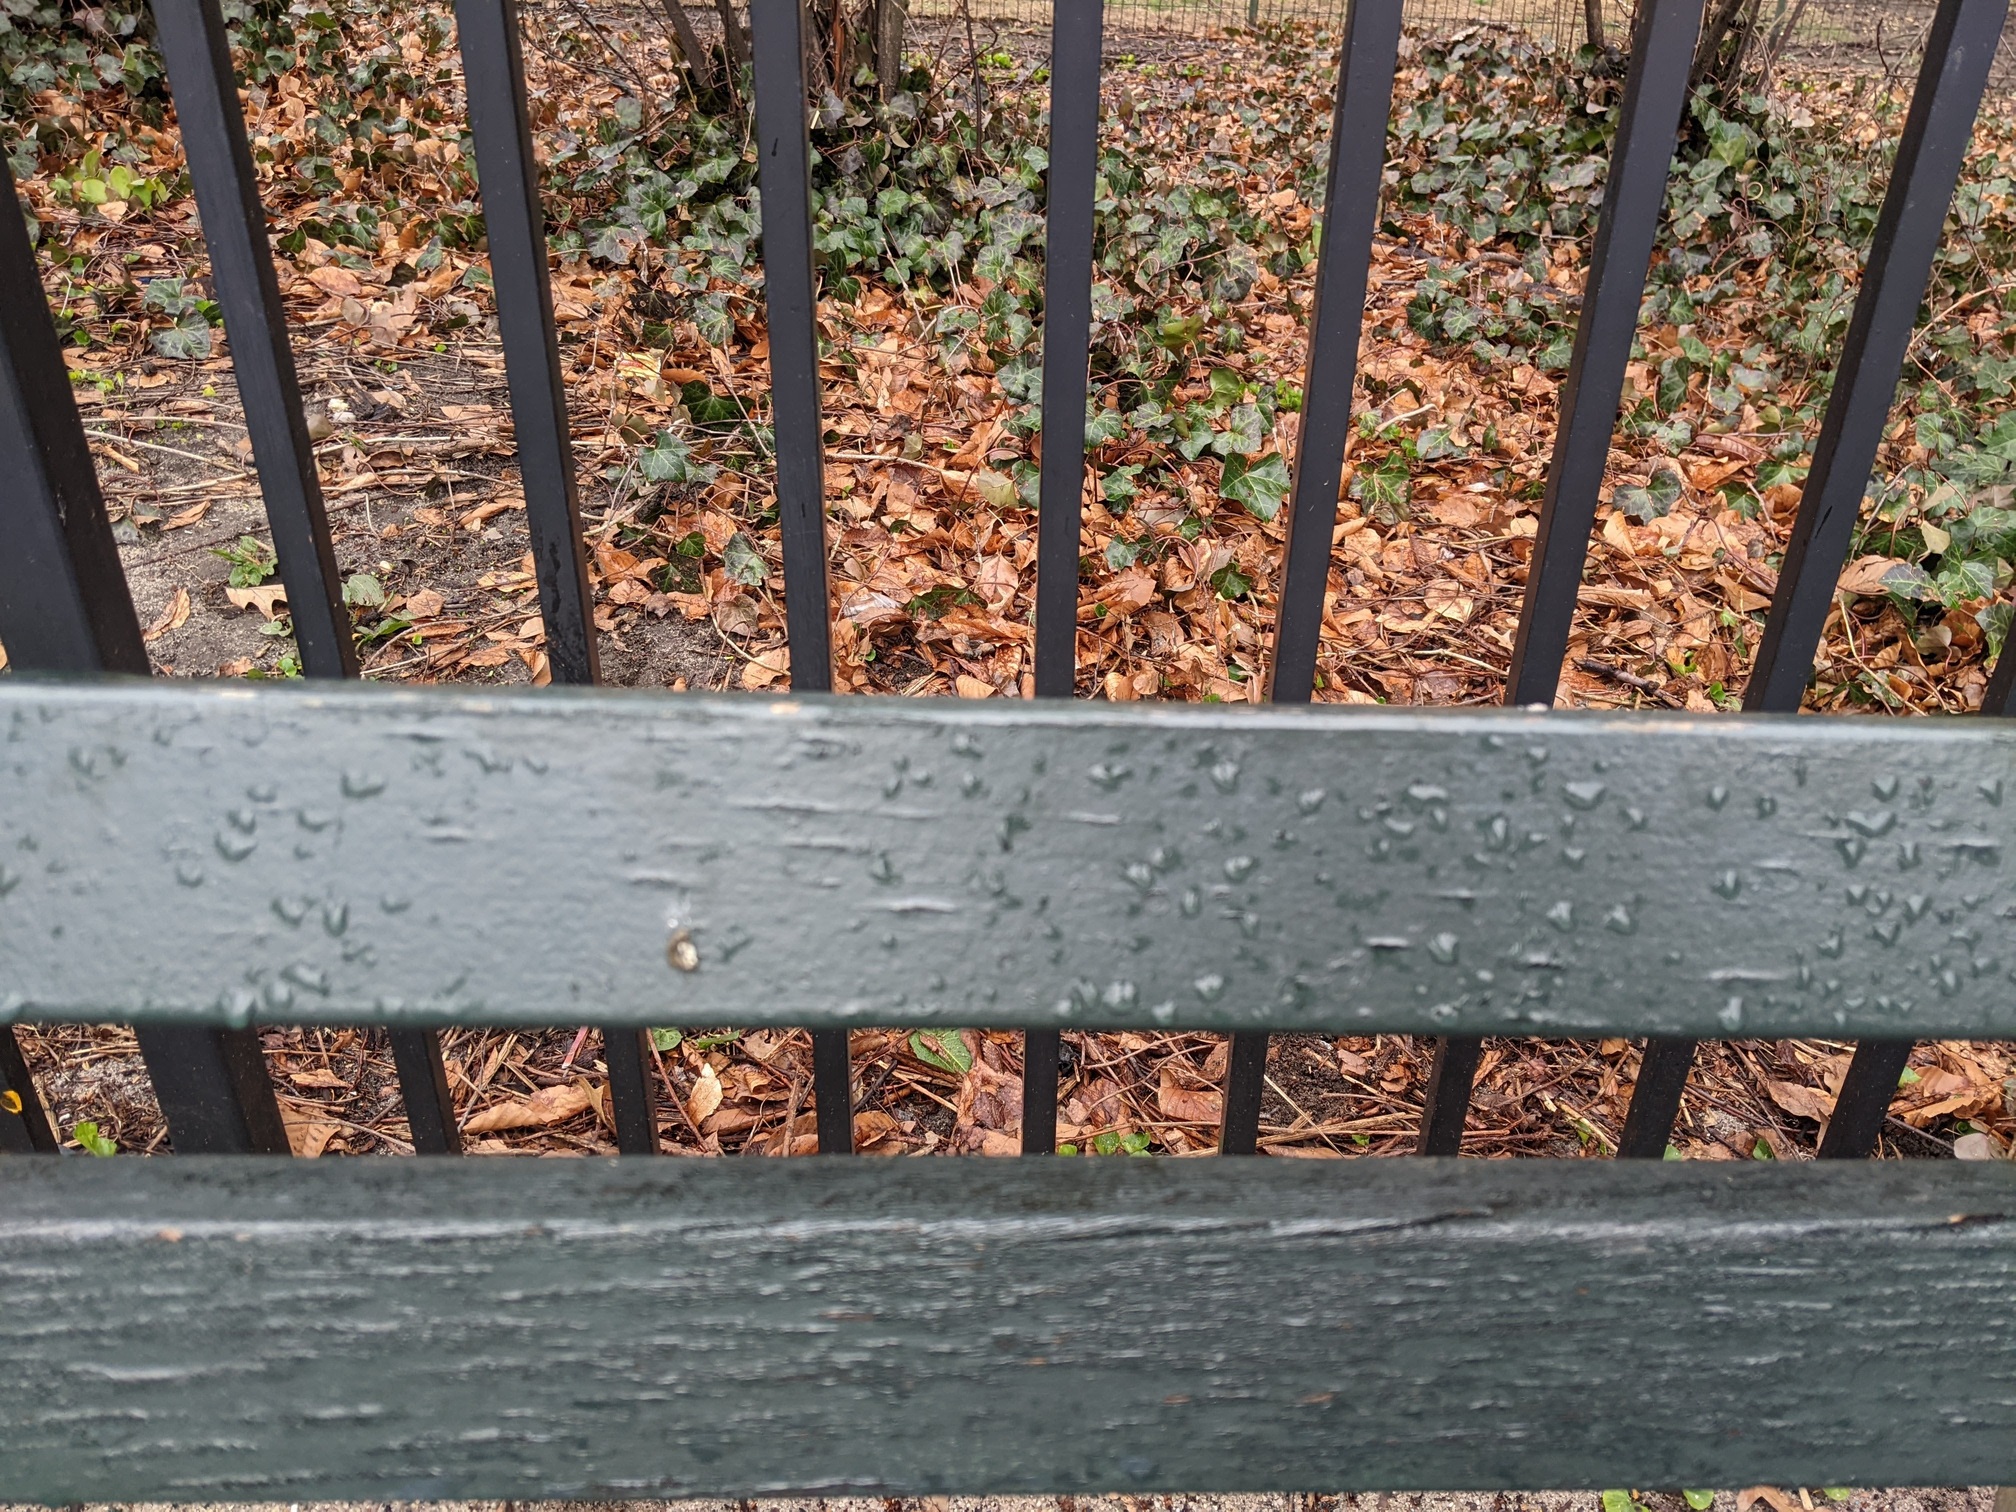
(2, 1157), (2013, 1499)
(3, 681), (2016, 1037)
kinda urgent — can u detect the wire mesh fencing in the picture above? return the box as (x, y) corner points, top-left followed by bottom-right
(907, 0), (1990, 84)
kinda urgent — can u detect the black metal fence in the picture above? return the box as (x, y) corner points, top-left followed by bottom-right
(0, 0), (2009, 1162)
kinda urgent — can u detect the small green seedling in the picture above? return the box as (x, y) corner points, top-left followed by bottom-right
(213, 535), (278, 588)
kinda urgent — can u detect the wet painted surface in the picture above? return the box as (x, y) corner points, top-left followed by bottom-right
(4, 680), (2016, 1036)
(3, 1156), (2014, 1499)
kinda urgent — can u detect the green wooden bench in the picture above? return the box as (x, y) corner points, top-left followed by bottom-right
(3, 0), (2014, 1500)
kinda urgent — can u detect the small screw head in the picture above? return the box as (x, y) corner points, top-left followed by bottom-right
(666, 929), (699, 972)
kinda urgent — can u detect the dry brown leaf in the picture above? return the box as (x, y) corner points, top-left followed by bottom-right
(459, 496), (521, 530)
(607, 578), (651, 605)
(1157, 1067), (1224, 1125)
(970, 1128), (1020, 1156)
(279, 1101), (340, 1158)
(853, 1109), (903, 1151)
(307, 264), (365, 297)
(1088, 566), (1158, 619)
(1838, 555), (1909, 598)
(1739, 1489), (1799, 1512)
(1903, 1090), (1999, 1127)
(686, 1062), (725, 1127)
(462, 1081), (593, 1133)
(225, 583), (288, 618)
(403, 587), (446, 619)
(288, 1066), (351, 1090)
(163, 500), (211, 529)
(742, 646), (790, 689)
(1765, 1078), (1836, 1125)
(143, 586), (191, 641)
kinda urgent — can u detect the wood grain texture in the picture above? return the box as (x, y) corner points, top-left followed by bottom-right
(4, 681), (2016, 1037)
(3, 1156), (2014, 1500)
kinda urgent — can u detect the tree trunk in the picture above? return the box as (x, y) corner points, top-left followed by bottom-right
(1691, 0), (1762, 96)
(714, 0), (751, 72)
(658, 0), (718, 93)
(1583, 0), (1607, 51)
(872, 0), (907, 101)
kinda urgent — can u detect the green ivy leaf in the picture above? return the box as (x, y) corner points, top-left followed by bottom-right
(722, 532), (767, 586)
(1351, 453), (1412, 523)
(639, 430), (718, 487)
(150, 320), (212, 361)
(1102, 463), (1144, 506)
(909, 1028), (973, 1075)
(341, 572), (385, 610)
(1221, 451), (1291, 521)
(72, 1120), (117, 1157)
(1210, 560), (1254, 600)
(1615, 464), (1685, 523)
(1684, 1492), (1716, 1510)
(1207, 366), (1246, 410)
(648, 1028), (682, 1053)
(693, 291), (732, 347)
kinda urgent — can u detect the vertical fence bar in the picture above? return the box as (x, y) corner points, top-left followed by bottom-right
(154, 0), (465, 1150)
(1031, 0), (1104, 700)
(1265, 0), (1404, 705)
(1616, 1037), (1696, 1157)
(150, 0), (356, 680)
(1504, 0), (1703, 706)
(1817, 1038), (1917, 1158)
(1021, 1030), (1060, 1154)
(750, 0), (834, 691)
(0, 1029), (57, 1154)
(0, 156), (150, 680)
(0, 154), (288, 1156)
(1814, 558), (2016, 1160)
(1414, 0), (1703, 1156)
(455, 0), (599, 688)
(1416, 1034), (1484, 1155)
(1620, 0), (2006, 1160)
(751, 0), (851, 1149)
(387, 1029), (462, 1154)
(1217, 1032), (1270, 1155)
(460, 0), (688, 1152)
(602, 1028), (661, 1154)
(1746, 0), (2006, 714)
(1216, 0), (1403, 1159)
(812, 1026), (854, 1154)
(138, 1027), (292, 1154)
(1021, 0), (1105, 1152)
